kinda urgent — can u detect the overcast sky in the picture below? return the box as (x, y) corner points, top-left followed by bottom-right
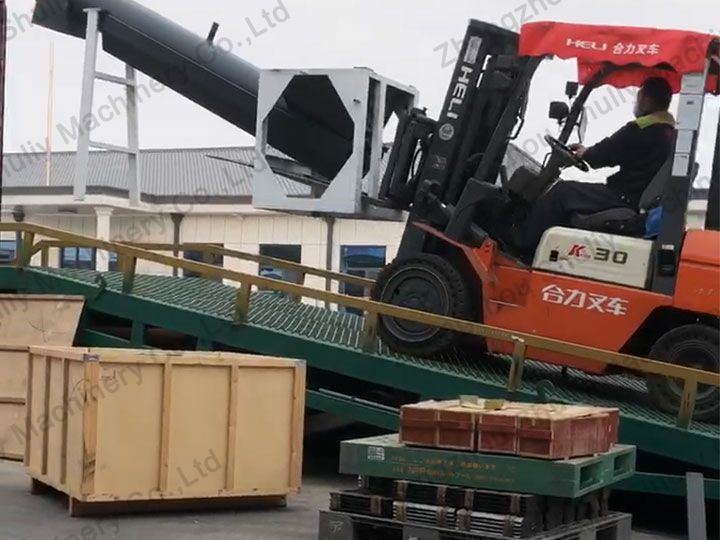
(4, 0), (719, 185)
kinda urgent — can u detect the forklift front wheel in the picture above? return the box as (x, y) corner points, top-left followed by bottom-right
(371, 254), (472, 357)
(646, 324), (720, 423)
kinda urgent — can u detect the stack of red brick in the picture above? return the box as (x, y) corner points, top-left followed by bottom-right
(400, 398), (619, 459)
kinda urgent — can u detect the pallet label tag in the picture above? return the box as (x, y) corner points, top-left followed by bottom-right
(368, 446), (385, 462)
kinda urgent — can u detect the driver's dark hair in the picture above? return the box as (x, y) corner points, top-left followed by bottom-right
(641, 77), (673, 110)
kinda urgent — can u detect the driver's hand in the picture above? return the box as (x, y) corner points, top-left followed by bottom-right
(569, 144), (588, 158)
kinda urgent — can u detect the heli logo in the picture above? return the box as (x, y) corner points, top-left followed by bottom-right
(568, 244), (589, 258)
(446, 36), (482, 121)
(447, 65), (473, 120)
(566, 38), (608, 51)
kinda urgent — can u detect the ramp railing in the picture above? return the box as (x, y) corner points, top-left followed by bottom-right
(3, 222), (718, 429)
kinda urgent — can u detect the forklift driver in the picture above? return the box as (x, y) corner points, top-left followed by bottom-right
(509, 77), (676, 254)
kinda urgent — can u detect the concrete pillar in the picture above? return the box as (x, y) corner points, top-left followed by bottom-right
(95, 207), (114, 272)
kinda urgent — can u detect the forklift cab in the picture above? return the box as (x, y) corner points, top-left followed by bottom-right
(513, 23), (720, 217)
(514, 22), (720, 293)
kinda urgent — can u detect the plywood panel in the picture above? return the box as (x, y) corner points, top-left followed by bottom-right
(95, 363), (163, 497)
(0, 296), (83, 347)
(0, 402), (25, 459)
(167, 365), (229, 495)
(234, 368), (294, 492)
(0, 348), (28, 400)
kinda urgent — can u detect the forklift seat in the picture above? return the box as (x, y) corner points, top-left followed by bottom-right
(570, 158), (699, 237)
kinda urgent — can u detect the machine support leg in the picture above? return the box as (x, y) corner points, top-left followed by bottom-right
(74, 9), (101, 201)
(130, 321), (145, 347)
(125, 64), (141, 205)
(686, 472), (707, 540)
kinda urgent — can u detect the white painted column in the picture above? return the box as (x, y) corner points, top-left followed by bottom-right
(95, 207), (114, 272)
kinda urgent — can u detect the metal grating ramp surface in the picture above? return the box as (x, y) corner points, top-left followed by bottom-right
(32, 267), (718, 442)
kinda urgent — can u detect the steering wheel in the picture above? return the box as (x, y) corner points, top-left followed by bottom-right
(544, 135), (590, 172)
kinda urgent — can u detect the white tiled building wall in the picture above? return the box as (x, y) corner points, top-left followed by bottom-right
(12, 209), (407, 295)
(9, 204), (707, 293)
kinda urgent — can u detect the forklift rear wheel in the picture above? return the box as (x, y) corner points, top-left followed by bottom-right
(371, 254), (472, 357)
(646, 324), (719, 423)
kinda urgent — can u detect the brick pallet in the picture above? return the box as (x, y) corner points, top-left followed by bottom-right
(340, 435), (635, 499)
(400, 400), (619, 459)
(318, 510), (632, 540)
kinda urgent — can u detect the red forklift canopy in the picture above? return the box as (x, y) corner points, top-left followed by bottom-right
(519, 22), (720, 94)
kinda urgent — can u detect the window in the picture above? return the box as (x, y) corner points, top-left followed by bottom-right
(60, 248), (119, 271)
(61, 247), (96, 270)
(108, 252), (119, 271)
(183, 246), (224, 279)
(340, 246), (386, 315)
(259, 245), (302, 283)
(0, 240), (16, 263)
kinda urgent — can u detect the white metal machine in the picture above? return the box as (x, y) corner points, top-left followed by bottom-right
(252, 68), (418, 219)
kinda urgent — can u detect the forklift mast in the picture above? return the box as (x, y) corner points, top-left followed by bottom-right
(379, 21), (541, 257)
(708, 108), (720, 231)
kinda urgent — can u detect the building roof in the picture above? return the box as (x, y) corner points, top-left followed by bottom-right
(2, 146), (306, 202)
(2, 144), (708, 203)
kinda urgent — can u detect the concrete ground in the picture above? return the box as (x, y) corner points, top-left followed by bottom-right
(0, 458), (693, 540)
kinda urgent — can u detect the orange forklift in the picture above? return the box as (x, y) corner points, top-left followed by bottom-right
(373, 22), (720, 421)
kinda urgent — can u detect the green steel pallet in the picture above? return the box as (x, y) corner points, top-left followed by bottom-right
(339, 435), (635, 499)
(3, 267), (718, 480)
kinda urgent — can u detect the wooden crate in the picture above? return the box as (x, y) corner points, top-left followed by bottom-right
(477, 405), (619, 460)
(0, 296), (84, 461)
(24, 347), (306, 515)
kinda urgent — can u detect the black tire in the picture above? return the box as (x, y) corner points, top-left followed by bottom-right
(646, 324), (719, 423)
(371, 253), (473, 357)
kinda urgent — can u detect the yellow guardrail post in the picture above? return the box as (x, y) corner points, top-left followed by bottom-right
(234, 282), (252, 324)
(361, 311), (379, 353)
(16, 231), (36, 268)
(508, 337), (527, 392)
(119, 255), (137, 294)
(40, 245), (50, 267)
(677, 378), (699, 429)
